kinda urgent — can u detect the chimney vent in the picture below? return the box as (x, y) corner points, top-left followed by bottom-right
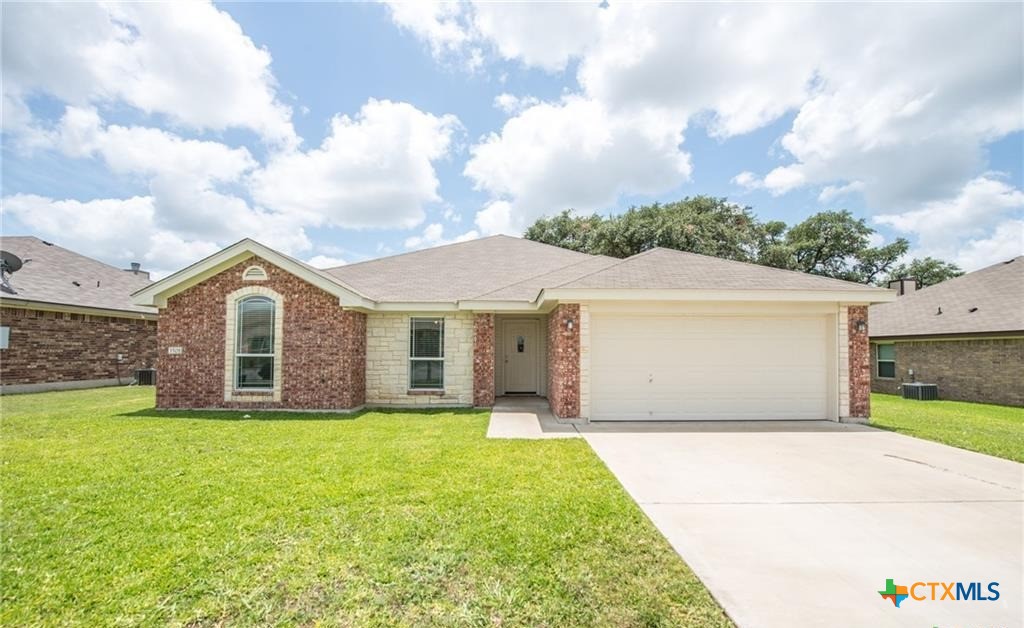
(887, 277), (918, 296)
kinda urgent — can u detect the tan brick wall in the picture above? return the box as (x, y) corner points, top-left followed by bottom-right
(365, 312), (473, 406)
(847, 305), (871, 418)
(473, 313), (495, 407)
(157, 256), (365, 410)
(547, 303), (580, 418)
(871, 337), (1024, 406)
(0, 306), (156, 385)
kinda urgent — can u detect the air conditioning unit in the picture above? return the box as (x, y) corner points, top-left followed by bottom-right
(135, 368), (157, 386)
(901, 382), (938, 401)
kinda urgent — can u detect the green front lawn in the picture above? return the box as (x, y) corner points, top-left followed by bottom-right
(1, 388), (728, 627)
(870, 393), (1024, 462)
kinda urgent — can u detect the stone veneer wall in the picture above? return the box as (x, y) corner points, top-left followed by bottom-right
(0, 306), (156, 387)
(157, 256), (365, 410)
(871, 337), (1024, 407)
(365, 311), (474, 406)
(472, 313), (495, 407)
(547, 303), (580, 418)
(578, 304), (591, 419)
(847, 305), (871, 418)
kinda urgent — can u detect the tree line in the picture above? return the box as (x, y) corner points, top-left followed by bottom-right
(523, 196), (963, 287)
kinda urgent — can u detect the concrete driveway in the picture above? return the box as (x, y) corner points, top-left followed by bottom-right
(579, 421), (1022, 627)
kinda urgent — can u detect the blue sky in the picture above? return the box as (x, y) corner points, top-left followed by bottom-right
(2, 2), (1021, 277)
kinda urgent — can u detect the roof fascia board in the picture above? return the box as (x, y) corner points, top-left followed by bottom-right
(871, 331), (1024, 342)
(0, 299), (157, 320)
(133, 239), (374, 309)
(539, 288), (896, 304)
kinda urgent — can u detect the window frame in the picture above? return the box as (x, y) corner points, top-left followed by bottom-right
(875, 343), (896, 379)
(409, 317), (445, 390)
(235, 295), (276, 391)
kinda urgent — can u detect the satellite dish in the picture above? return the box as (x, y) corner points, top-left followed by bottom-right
(1, 251), (24, 294)
(1, 251), (23, 274)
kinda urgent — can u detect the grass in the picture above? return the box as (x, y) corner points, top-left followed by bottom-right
(1, 387), (729, 627)
(870, 393), (1024, 462)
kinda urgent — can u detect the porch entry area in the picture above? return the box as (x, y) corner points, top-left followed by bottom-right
(494, 315), (548, 397)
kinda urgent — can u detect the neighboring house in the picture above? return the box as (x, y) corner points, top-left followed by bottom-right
(0, 236), (157, 393)
(133, 236), (895, 421)
(870, 256), (1024, 407)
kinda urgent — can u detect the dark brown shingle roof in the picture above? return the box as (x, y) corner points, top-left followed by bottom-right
(870, 256), (1024, 337)
(0, 236), (155, 315)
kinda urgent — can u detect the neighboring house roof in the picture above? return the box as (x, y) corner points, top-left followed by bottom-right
(870, 256), (1024, 338)
(552, 247), (883, 292)
(0, 236), (155, 315)
(134, 235), (894, 310)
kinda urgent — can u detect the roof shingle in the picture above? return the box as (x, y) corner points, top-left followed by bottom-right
(554, 247), (885, 292)
(0, 236), (155, 314)
(870, 256), (1024, 337)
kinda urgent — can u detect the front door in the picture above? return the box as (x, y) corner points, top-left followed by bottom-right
(504, 320), (539, 393)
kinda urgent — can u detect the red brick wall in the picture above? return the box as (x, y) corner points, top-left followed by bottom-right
(157, 256), (366, 410)
(547, 303), (580, 418)
(473, 313), (495, 407)
(848, 305), (870, 418)
(0, 306), (156, 385)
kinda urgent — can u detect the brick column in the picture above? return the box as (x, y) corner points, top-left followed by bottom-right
(547, 303), (580, 418)
(848, 305), (870, 419)
(472, 313), (495, 407)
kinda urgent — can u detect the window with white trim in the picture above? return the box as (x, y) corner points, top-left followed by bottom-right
(409, 318), (444, 389)
(236, 296), (275, 389)
(876, 344), (895, 379)
(0, 326), (9, 350)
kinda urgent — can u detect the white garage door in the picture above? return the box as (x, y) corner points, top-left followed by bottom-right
(590, 315), (830, 421)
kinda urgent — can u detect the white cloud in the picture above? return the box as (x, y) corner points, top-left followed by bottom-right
(474, 201), (516, 236)
(464, 96), (691, 234)
(403, 222), (479, 250)
(383, 1), (601, 72)
(0, 194), (221, 278)
(874, 177), (1024, 270)
(731, 171), (762, 191)
(493, 93), (540, 115)
(955, 220), (1024, 271)
(390, 3), (1022, 249)
(2, 1), (298, 147)
(818, 181), (865, 203)
(383, 1), (481, 70)
(250, 99), (460, 230)
(306, 255), (348, 269)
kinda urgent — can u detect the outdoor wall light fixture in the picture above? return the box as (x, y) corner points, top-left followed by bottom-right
(566, 319), (575, 330)
(854, 320), (867, 332)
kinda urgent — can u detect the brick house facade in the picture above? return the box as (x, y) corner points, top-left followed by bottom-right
(0, 306), (157, 389)
(546, 303), (580, 419)
(847, 305), (871, 419)
(157, 256), (365, 410)
(870, 337), (1024, 407)
(135, 238), (890, 420)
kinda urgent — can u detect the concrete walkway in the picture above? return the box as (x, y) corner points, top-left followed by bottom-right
(579, 420), (1023, 627)
(485, 397), (580, 439)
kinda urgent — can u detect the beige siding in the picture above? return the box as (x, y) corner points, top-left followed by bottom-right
(579, 303), (591, 419)
(838, 305), (850, 418)
(366, 312), (473, 406)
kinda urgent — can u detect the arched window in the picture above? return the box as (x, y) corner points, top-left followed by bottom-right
(235, 296), (275, 389)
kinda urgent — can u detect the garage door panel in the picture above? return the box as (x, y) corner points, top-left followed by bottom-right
(590, 315), (830, 421)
